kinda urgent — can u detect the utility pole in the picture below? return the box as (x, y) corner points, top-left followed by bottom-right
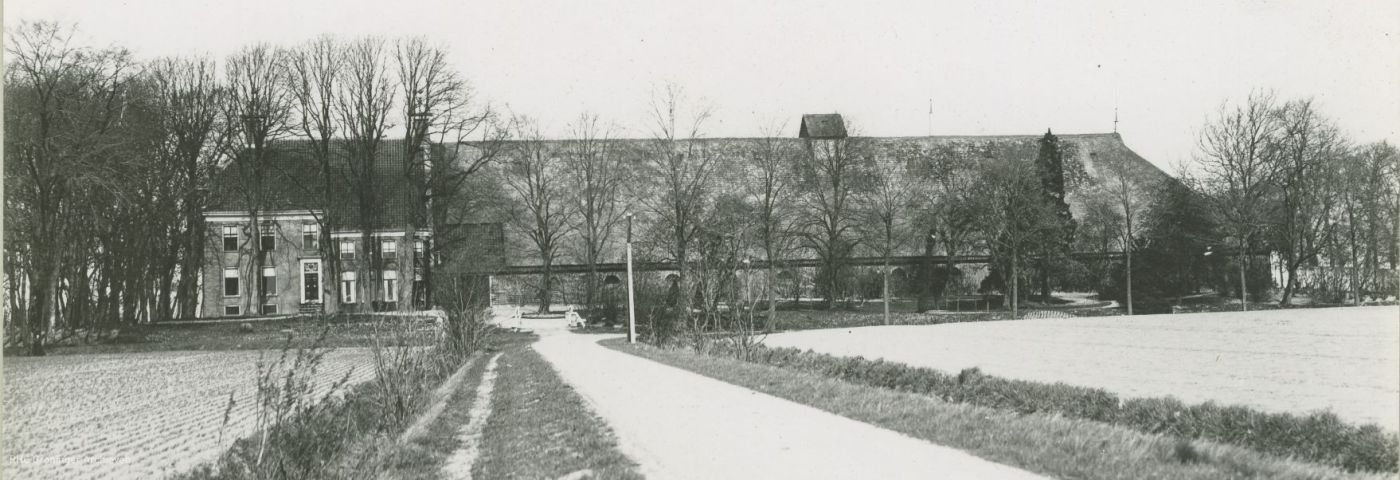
(626, 213), (637, 343)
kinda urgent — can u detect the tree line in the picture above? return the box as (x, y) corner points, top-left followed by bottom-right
(1190, 91), (1398, 309)
(7, 21), (1396, 353)
(497, 88), (1397, 330)
(4, 22), (507, 354)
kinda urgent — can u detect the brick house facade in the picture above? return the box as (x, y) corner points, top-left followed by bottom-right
(199, 209), (433, 318)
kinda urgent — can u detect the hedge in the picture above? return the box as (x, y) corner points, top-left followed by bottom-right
(705, 342), (1398, 473)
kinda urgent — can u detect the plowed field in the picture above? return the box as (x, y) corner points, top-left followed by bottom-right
(2, 348), (378, 479)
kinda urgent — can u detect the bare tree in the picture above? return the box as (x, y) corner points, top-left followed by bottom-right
(1101, 153), (1150, 315)
(1195, 91), (1285, 310)
(564, 113), (625, 314)
(743, 128), (799, 330)
(395, 37), (472, 310)
(862, 142), (917, 324)
(502, 121), (575, 313)
(224, 44), (294, 314)
(795, 133), (872, 310)
(148, 56), (227, 320)
(910, 143), (982, 311)
(286, 35), (345, 311)
(1270, 99), (1344, 305)
(5, 22), (138, 353)
(972, 145), (1054, 319)
(1338, 141), (1399, 302)
(638, 82), (715, 329)
(334, 36), (397, 310)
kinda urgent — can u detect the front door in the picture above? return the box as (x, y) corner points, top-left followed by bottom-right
(301, 259), (322, 304)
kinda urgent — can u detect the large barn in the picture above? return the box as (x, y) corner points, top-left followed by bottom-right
(202, 114), (1168, 316)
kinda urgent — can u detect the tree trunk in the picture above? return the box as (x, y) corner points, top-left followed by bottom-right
(539, 260), (553, 314)
(1011, 247), (1020, 320)
(916, 230), (934, 312)
(178, 202), (205, 319)
(1125, 247), (1133, 316)
(882, 257), (891, 326)
(765, 260), (776, 332)
(1280, 258), (1300, 306)
(1039, 259), (1050, 303)
(1238, 241), (1249, 312)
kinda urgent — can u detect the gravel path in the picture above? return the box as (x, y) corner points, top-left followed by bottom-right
(767, 306), (1400, 431)
(2, 348), (378, 480)
(526, 314), (1045, 479)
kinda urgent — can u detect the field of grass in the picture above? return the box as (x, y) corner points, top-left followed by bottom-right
(606, 339), (1389, 480)
(1, 347), (378, 480)
(766, 306), (1400, 431)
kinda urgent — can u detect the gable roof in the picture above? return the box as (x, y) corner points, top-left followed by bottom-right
(799, 113), (848, 139)
(206, 139), (431, 231)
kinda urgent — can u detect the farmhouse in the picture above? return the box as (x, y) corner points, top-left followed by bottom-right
(202, 115), (1168, 317)
(201, 139), (504, 318)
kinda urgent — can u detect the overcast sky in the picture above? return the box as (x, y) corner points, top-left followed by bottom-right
(7, 0), (1398, 172)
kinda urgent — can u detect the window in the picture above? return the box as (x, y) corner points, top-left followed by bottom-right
(382, 239), (398, 260)
(341, 271), (357, 304)
(224, 305), (241, 316)
(261, 304), (277, 315)
(223, 268), (240, 297)
(303, 224), (319, 251)
(261, 267), (277, 296)
(223, 226), (239, 252)
(259, 225), (276, 252)
(340, 240), (356, 261)
(382, 270), (398, 302)
(414, 239), (425, 254)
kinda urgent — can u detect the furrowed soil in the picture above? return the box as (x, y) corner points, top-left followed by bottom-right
(2, 348), (378, 479)
(766, 306), (1400, 431)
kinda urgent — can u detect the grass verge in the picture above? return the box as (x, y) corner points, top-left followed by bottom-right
(699, 341), (1398, 473)
(374, 331), (641, 479)
(605, 339), (1390, 480)
(373, 338), (500, 479)
(470, 337), (642, 479)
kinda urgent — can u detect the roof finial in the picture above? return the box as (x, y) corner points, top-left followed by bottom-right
(927, 98), (932, 136)
(1113, 107), (1119, 133)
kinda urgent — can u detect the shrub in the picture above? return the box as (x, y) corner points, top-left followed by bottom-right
(701, 343), (1399, 473)
(181, 311), (491, 479)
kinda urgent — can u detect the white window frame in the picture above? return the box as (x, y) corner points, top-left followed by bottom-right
(224, 305), (241, 316)
(382, 270), (398, 302)
(303, 223), (319, 251)
(382, 239), (398, 260)
(223, 268), (240, 297)
(339, 240), (356, 261)
(262, 267), (277, 296)
(259, 225), (276, 251)
(300, 259), (323, 304)
(223, 226), (239, 252)
(341, 271), (358, 304)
